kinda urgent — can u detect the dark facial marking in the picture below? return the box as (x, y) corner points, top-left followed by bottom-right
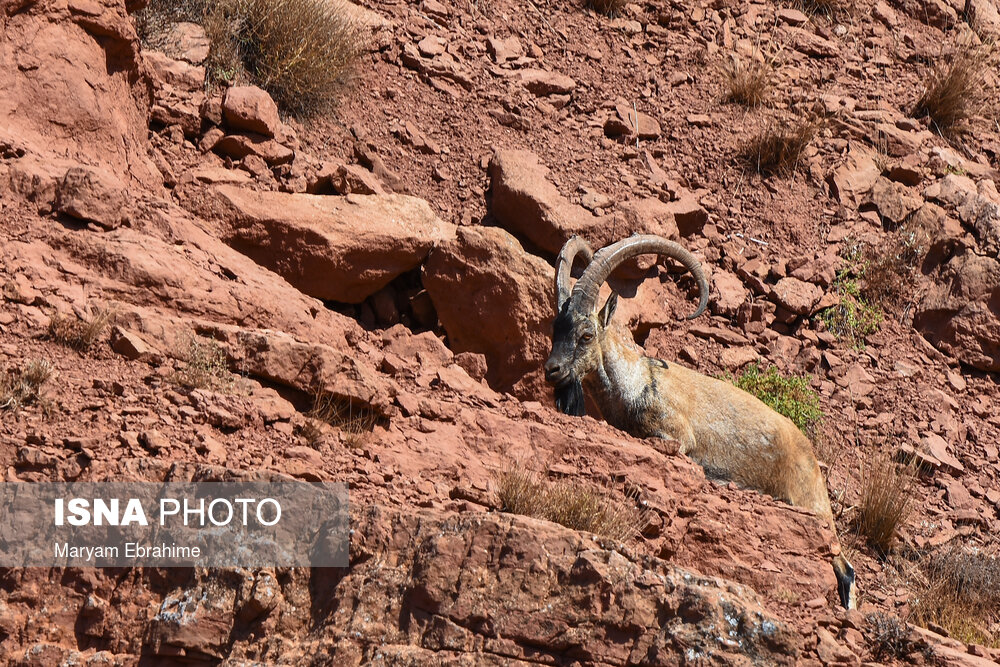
(554, 379), (586, 416)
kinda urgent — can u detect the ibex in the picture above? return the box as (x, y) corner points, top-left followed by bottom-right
(544, 235), (856, 609)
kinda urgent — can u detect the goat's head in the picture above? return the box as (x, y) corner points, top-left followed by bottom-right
(544, 235), (710, 416)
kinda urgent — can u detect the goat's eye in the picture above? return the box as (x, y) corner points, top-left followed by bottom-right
(579, 333), (593, 343)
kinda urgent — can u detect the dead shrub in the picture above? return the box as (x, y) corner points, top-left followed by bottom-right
(798, 0), (845, 17)
(865, 612), (927, 662)
(0, 359), (54, 412)
(911, 545), (1000, 647)
(134, 0), (212, 48)
(722, 50), (774, 108)
(741, 116), (819, 176)
(205, 0), (362, 115)
(587, 0), (626, 17)
(47, 307), (115, 352)
(860, 216), (935, 311)
(912, 38), (996, 134)
(856, 450), (918, 556)
(172, 336), (235, 391)
(494, 464), (645, 543)
(300, 391), (378, 448)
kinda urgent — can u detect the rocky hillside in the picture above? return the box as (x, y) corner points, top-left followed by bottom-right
(1, 0), (1000, 663)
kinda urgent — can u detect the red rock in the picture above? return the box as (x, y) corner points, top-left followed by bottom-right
(771, 277), (823, 316)
(915, 253), (1000, 373)
(144, 50), (205, 92)
(667, 194), (709, 237)
(206, 186), (454, 303)
(922, 433), (965, 475)
(223, 86), (282, 138)
(55, 166), (127, 229)
(519, 68), (576, 96)
(423, 226), (551, 397)
(967, 0), (1000, 38)
(214, 133), (294, 165)
(829, 151), (882, 206)
(719, 346), (759, 369)
(712, 270), (748, 316)
(604, 104), (661, 140)
(487, 149), (599, 254)
(161, 21), (210, 64)
(777, 7), (809, 24)
(867, 177), (922, 226)
(487, 35), (522, 62)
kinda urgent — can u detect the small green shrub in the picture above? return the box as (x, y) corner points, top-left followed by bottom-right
(0, 359), (54, 412)
(729, 364), (823, 434)
(494, 464), (645, 543)
(819, 271), (882, 350)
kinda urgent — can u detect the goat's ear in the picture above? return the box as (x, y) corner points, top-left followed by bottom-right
(598, 291), (619, 327)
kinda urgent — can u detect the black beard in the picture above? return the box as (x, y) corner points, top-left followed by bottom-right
(553, 380), (586, 417)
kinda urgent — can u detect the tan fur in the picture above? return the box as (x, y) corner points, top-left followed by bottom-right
(547, 309), (857, 608)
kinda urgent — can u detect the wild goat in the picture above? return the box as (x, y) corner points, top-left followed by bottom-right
(544, 234), (856, 609)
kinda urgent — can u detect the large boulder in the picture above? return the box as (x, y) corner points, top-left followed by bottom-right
(488, 149), (599, 255)
(423, 226), (552, 397)
(0, 0), (159, 184)
(915, 251), (1000, 372)
(206, 185), (456, 303)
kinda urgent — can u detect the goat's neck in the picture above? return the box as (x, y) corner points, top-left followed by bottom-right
(584, 328), (651, 430)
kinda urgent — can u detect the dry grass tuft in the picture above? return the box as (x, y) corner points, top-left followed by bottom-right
(587, 0), (626, 17)
(741, 117), (819, 176)
(134, 0), (211, 48)
(494, 464), (645, 543)
(47, 307), (115, 352)
(856, 450), (918, 556)
(300, 391), (378, 448)
(797, 0), (845, 17)
(912, 38), (996, 135)
(0, 359), (54, 412)
(722, 51), (774, 108)
(205, 0), (362, 115)
(172, 336), (236, 391)
(911, 545), (1000, 647)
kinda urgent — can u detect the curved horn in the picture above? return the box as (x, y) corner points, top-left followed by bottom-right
(555, 236), (594, 311)
(569, 235), (709, 320)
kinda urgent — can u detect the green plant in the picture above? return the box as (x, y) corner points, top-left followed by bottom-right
(912, 38), (995, 135)
(172, 336), (235, 391)
(0, 359), (54, 412)
(300, 391), (378, 448)
(911, 546), (1000, 648)
(741, 117), (818, 176)
(819, 269), (882, 350)
(494, 464), (645, 543)
(205, 0), (362, 115)
(47, 307), (115, 352)
(856, 450), (918, 556)
(729, 364), (823, 434)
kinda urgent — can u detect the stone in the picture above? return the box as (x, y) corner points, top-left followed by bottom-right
(223, 86), (282, 138)
(423, 226), (552, 398)
(712, 271), (748, 317)
(110, 327), (156, 360)
(487, 149), (598, 255)
(604, 104), (661, 140)
(487, 35), (522, 62)
(144, 50), (205, 92)
(771, 277), (823, 315)
(162, 21), (210, 64)
(214, 133), (294, 165)
(719, 346), (759, 369)
(867, 177), (922, 226)
(915, 253), (1000, 373)
(207, 185), (456, 303)
(967, 0), (1000, 38)
(777, 7), (809, 24)
(922, 433), (965, 475)
(519, 68), (576, 96)
(55, 166), (127, 229)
